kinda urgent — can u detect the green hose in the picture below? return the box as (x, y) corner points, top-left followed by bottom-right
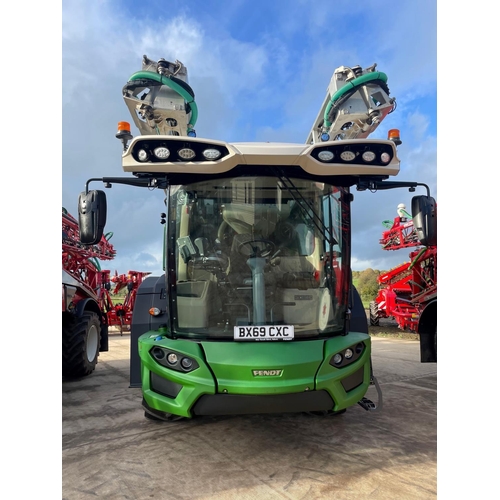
(128, 71), (198, 129)
(89, 257), (101, 271)
(408, 247), (427, 270)
(324, 72), (388, 128)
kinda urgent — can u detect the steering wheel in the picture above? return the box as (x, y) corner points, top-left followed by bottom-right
(237, 239), (275, 258)
(275, 222), (295, 240)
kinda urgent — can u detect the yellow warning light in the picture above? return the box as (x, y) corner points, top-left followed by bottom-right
(117, 121), (131, 133)
(116, 121), (133, 151)
(387, 129), (402, 145)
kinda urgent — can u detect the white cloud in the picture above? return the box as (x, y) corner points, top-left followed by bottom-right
(408, 111), (430, 142)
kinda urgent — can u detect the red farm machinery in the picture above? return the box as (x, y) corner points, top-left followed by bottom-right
(62, 207), (149, 378)
(369, 200), (437, 362)
(97, 269), (151, 333)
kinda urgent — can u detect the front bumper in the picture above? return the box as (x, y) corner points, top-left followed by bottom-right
(139, 332), (373, 418)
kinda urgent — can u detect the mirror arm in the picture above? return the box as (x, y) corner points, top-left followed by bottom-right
(356, 179), (430, 197)
(84, 176), (168, 193)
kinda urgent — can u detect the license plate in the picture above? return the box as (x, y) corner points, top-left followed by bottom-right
(234, 325), (294, 341)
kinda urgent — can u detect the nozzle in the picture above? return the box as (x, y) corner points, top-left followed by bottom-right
(157, 58), (168, 75)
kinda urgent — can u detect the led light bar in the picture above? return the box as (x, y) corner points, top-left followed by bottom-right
(130, 138), (230, 163)
(310, 141), (395, 166)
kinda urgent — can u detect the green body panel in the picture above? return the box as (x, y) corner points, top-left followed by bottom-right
(139, 336), (216, 418)
(138, 331), (372, 418)
(201, 340), (323, 394)
(316, 332), (372, 411)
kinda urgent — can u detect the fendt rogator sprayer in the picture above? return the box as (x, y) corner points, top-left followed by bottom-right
(76, 56), (436, 420)
(63, 209), (150, 377)
(369, 202), (437, 362)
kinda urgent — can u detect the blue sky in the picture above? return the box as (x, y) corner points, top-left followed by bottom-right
(61, 0), (437, 275)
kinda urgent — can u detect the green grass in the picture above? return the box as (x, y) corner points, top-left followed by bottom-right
(112, 290), (128, 303)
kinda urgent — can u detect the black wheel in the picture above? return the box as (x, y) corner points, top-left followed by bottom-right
(369, 301), (379, 326)
(237, 238), (275, 258)
(62, 311), (101, 378)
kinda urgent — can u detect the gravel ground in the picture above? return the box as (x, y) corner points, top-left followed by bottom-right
(365, 310), (420, 340)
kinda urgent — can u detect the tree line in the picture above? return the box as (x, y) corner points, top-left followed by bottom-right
(352, 269), (383, 304)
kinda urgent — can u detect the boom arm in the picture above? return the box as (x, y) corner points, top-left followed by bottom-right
(306, 63), (396, 144)
(121, 55), (198, 138)
(120, 58), (395, 149)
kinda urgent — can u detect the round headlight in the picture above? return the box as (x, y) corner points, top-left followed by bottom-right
(167, 353), (178, 365)
(154, 147), (170, 159)
(333, 353), (343, 365)
(178, 148), (196, 160)
(340, 151), (356, 161)
(152, 347), (165, 360)
(381, 152), (391, 163)
(344, 348), (353, 359)
(318, 150), (334, 162)
(180, 357), (193, 369)
(362, 151), (376, 162)
(138, 149), (149, 161)
(202, 148), (222, 160)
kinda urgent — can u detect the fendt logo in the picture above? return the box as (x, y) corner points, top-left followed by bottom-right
(252, 369), (283, 376)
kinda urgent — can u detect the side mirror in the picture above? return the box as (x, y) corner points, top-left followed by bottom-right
(78, 190), (107, 244)
(411, 195), (437, 247)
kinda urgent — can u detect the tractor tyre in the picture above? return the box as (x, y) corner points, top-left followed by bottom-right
(369, 301), (379, 326)
(62, 311), (101, 378)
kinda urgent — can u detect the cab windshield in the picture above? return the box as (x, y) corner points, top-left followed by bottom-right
(167, 175), (350, 339)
